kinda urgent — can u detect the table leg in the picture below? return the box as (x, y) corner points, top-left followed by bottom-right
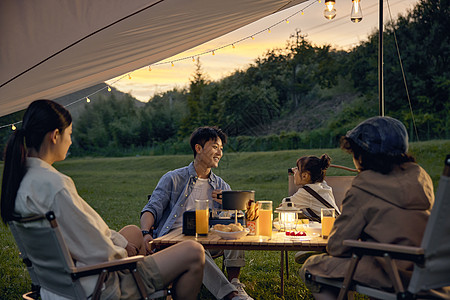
(285, 250), (289, 279)
(280, 251), (285, 297)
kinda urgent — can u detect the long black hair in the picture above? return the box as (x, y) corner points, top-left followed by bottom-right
(1, 100), (72, 224)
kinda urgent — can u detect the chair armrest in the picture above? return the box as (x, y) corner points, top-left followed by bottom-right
(72, 255), (145, 279)
(343, 240), (424, 264)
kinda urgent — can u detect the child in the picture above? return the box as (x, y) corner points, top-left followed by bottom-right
(290, 154), (340, 221)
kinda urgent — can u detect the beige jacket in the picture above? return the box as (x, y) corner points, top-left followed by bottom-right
(303, 162), (434, 289)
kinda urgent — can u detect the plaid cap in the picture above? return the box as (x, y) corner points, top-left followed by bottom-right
(346, 116), (408, 156)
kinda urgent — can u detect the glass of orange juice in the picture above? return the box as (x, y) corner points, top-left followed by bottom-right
(195, 199), (209, 237)
(258, 201), (273, 238)
(321, 208), (335, 239)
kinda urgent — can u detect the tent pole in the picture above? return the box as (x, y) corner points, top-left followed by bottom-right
(379, 0), (384, 116)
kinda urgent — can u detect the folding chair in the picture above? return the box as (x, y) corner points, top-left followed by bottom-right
(9, 211), (171, 300)
(309, 155), (450, 300)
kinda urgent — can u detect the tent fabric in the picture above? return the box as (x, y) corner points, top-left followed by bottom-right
(0, 0), (306, 117)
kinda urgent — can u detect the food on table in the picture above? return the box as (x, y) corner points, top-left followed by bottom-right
(214, 223), (244, 232)
(285, 231), (307, 236)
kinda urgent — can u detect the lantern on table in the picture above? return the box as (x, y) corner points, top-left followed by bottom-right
(275, 198), (300, 232)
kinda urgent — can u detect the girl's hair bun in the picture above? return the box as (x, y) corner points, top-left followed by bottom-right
(320, 154), (331, 170)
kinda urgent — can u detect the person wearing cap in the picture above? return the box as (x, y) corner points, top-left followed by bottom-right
(300, 116), (435, 299)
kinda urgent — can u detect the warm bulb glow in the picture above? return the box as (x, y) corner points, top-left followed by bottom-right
(12, 124), (16, 131)
(192, 57), (195, 62)
(268, 28), (271, 33)
(324, 0), (336, 20)
(128, 74), (131, 79)
(232, 44), (235, 49)
(301, 11), (304, 15)
(107, 86), (111, 92)
(251, 36), (255, 40)
(351, 0), (363, 23)
(285, 19), (289, 24)
(212, 50), (215, 55)
(148, 66), (152, 71)
(86, 97), (91, 103)
(171, 62), (174, 67)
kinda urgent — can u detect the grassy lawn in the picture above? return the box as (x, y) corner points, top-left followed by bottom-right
(0, 140), (448, 299)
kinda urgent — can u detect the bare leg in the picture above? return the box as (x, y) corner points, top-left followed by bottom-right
(119, 225), (146, 255)
(152, 240), (205, 300)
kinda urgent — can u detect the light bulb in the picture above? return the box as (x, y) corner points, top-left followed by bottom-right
(212, 50), (215, 55)
(268, 28), (271, 33)
(192, 57), (195, 62)
(148, 66), (152, 71)
(107, 86), (112, 92)
(324, 0), (336, 20)
(285, 19), (290, 24)
(128, 74), (131, 79)
(232, 44), (235, 49)
(171, 62), (174, 67)
(251, 36), (255, 40)
(86, 97), (91, 103)
(12, 124), (16, 131)
(351, 0), (363, 23)
(301, 10), (304, 15)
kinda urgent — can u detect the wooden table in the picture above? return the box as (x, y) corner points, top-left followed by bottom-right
(150, 228), (327, 296)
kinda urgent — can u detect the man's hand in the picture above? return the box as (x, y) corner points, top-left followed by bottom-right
(143, 234), (154, 255)
(212, 189), (222, 205)
(125, 242), (139, 257)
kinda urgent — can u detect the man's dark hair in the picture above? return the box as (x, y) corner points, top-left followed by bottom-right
(340, 136), (415, 174)
(190, 126), (227, 158)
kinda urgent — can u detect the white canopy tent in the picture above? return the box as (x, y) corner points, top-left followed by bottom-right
(0, 0), (307, 117)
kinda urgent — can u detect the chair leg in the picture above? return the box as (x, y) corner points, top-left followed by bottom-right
(383, 255), (405, 294)
(337, 254), (360, 300)
(92, 269), (108, 300)
(131, 267), (149, 299)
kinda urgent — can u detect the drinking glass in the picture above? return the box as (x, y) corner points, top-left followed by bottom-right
(258, 201), (273, 238)
(321, 208), (335, 239)
(195, 199), (209, 236)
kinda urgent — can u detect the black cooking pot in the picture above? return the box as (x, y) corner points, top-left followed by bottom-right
(219, 190), (255, 210)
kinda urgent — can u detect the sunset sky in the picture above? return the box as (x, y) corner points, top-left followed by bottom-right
(107, 0), (419, 102)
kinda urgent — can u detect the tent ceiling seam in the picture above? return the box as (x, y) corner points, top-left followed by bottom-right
(0, 0), (166, 89)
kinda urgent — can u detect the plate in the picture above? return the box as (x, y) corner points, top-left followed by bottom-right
(211, 228), (250, 240)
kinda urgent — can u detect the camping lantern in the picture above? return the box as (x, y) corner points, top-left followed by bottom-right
(275, 198), (300, 232)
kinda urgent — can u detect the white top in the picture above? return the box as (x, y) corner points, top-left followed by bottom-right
(290, 181), (340, 216)
(173, 177), (212, 228)
(14, 157), (128, 298)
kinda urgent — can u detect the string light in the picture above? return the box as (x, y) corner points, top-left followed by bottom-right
(0, 0), (321, 131)
(148, 66), (152, 71)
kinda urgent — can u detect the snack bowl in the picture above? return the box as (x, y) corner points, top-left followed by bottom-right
(304, 222), (322, 237)
(211, 228), (250, 240)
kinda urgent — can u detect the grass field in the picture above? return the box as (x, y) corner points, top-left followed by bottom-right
(1, 140), (448, 299)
